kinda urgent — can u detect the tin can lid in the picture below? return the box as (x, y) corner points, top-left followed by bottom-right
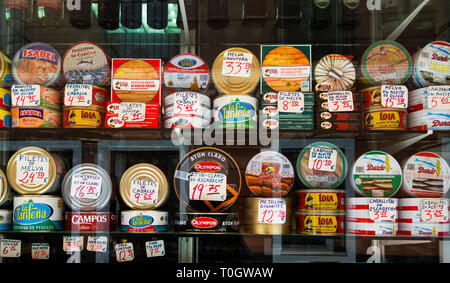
(0, 169), (9, 205)
(61, 163), (113, 212)
(7, 147), (58, 195)
(119, 163), (169, 210)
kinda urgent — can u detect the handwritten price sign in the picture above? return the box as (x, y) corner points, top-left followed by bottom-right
(115, 242), (134, 263)
(189, 172), (226, 201)
(278, 92), (305, 113)
(327, 91), (354, 112)
(421, 199), (448, 223)
(64, 84), (93, 106)
(87, 236), (108, 253)
(63, 236), (84, 252)
(381, 85), (408, 109)
(11, 85), (40, 107)
(16, 154), (49, 185)
(130, 179), (159, 205)
(369, 198), (397, 222)
(118, 102), (146, 122)
(31, 243), (50, 260)
(428, 86), (450, 110)
(222, 51), (253, 78)
(145, 240), (165, 258)
(173, 92), (200, 115)
(1, 239), (21, 258)
(70, 174), (103, 200)
(258, 199), (286, 224)
(308, 146), (337, 172)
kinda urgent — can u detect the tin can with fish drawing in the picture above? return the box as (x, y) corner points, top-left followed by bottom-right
(295, 211), (345, 235)
(363, 108), (407, 130)
(295, 189), (345, 212)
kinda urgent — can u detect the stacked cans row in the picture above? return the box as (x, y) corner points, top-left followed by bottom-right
(163, 92), (211, 128)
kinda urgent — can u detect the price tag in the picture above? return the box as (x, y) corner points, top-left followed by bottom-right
(428, 86), (450, 109)
(327, 91), (354, 112)
(11, 85), (40, 107)
(145, 240), (165, 258)
(420, 199), (449, 223)
(87, 236), (108, 253)
(70, 174), (102, 200)
(381, 85), (408, 109)
(1, 239), (21, 258)
(63, 236), (84, 252)
(115, 242), (134, 263)
(16, 154), (49, 185)
(308, 146), (337, 172)
(369, 198), (397, 222)
(278, 92), (305, 113)
(130, 179), (159, 205)
(222, 51), (253, 77)
(258, 199), (286, 224)
(118, 102), (146, 122)
(189, 172), (227, 201)
(31, 243), (50, 260)
(64, 84), (93, 106)
(173, 92), (200, 115)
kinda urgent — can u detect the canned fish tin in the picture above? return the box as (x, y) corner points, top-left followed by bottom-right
(11, 106), (61, 128)
(66, 212), (116, 232)
(62, 42), (111, 86)
(351, 151), (402, 197)
(314, 54), (356, 92)
(121, 210), (168, 232)
(0, 51), (12, 87)
(0, 88), (12, 109)
(295, 190), (345, 212)
(411, 41), (450, 88)
(164, 116), (210, 129)
(245, 151), (295, 198)
(0, 210), (12, 230)
(12, 42), (62, 86)
(174, 147), (241, 213)
(346, 222), (397, 236)
(296, 142), (348, 189)
(13, 195), (64, 231)
(7, 147), (60, 195)
(163, 54), (210, 94)
(361, 86), (382, 110)
(61, 163), (114, 212)
(295, 212), (345, 235)
(0, 109), (11, 128)
(62, 106), (106, 128)
(174, 212), (239, 233)
(364, 108), (407, 130)
(213, 94), (258, 129)
(119, 163), (169, 210)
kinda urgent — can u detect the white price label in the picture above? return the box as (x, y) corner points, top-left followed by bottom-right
(222, 51), (253, 77)
(420, 199), (449, 223)
(145, 240), (165, 258)
(11, 85), (40, 107)
(258, 199), (286, 224)
(130, 179), (159, 205)
(16, 154), (50, 185)
(327, 91), (354, 112)
(308, 146), (337, 172)
(118, 102), (146, 122)
(173, 92), (200, 115)
(189, 172), (227, 201)
(115, 242), (134, 262)
(381, 85), (408, 109)
(428, 86), (450, 109)
(64, 84), (93, 106)
(87, 236), (108, 253)
(368, 198), (397, 222)
(278, 92), (305, 113)
(63, 236), (84, 252)
(70, 174), (102, 200)
(1, 239), (21, 258)
(31, 243), (50, 260)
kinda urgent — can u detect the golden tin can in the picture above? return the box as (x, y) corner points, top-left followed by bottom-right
(7, 147), (59, 195)
(364, 107), (407, 130)
(62, 106), (106, 128)
(119, 163), (169, 210)
(295, 211), (345, 235)
(0, 168), (12, 207)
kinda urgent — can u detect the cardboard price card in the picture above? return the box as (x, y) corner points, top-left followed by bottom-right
(421, 199), (449, 223)
(31, 243), (50, 260)
(189, 172), (227, 201)
(118, 102), (146, 122)
(278, 92), (305, 113)
(11, 85), (41, 107)
(87, 236), (108, 253)
(428, 86), (450, 109)
(145, 240), (165, 258)
(16, 154), (50, 185)
(173, 92), (201, 115)
(115, 242), (134, 262)
(327, 91), (354, 112)
(64, 84), (93, 106)
(130, 179), (159, 205)
(381, 85), (408, 109)
(258, 198), (286, 224)
(70, 174), (103, 200)
(308, 146), (337, 172)
(222, 51), (253, 78)
(369, 198), (397, 222)
(1, 239), (21, 258)
(63, 236), (84, 252)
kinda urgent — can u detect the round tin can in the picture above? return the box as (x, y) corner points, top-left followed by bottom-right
(360, 40), (412, 86)
(65, 212), (116, 232)
(163, 54), (210, 94)
(174, 212), (239, 233)
(363, 108), (407, 130)
(351, 151), (402, 197)
(295, 212), (345, 235)
(61, 163), (114, 212)
(213, 94), (258, 129)
(174, 147), (241, 213)
(295, 189), (345, 212)
(62, 106), (106, 128)
(0, 168), (13, 208)
(0, 88), (12, 109)
(0, 109), (11, 128)
(346, 222), (397, 236)
(398, 223), (450, 237)
(62, 42), (111, 86)
(7, 147), (60, 195)
(411, 41), (450, 88)
(164, 92), (211, 108)
(163, 116), (211, 129)
(13, 195), (64, 231)
(0, 50), (13, 87)
(314, 54), (356, 92)
(119, 163), (169, 210)
(121, 210), (168, 232)
(0, 210), (12, 230)
(361, 86), (382, 110)
(212, 47), (261, 94)
(296, 142), (348, 189)
(12, 42), (62, 86)
(11, 106), (62, 128)
(245, 151), (295, 198)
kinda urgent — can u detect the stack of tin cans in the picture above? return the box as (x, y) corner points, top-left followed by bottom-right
(119, 163), (169, 232)
(0, 88), (12, 128)
(163, 92), (211, 128)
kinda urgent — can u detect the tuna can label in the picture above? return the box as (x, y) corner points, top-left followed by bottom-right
(66, 212), (116, 232)
(191, 217), (218, 229)
(121, 211), (168, 232)
(213, 96), (258, 129)
(296, 190), (345, 212)
(296, 213), (345, 235)
(174, 213), (239, 232)
(364, 109), (407, 130)
(13, 197), (64, 231)
(12, 107), (61, 128)
(164, 54), (210, 94)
